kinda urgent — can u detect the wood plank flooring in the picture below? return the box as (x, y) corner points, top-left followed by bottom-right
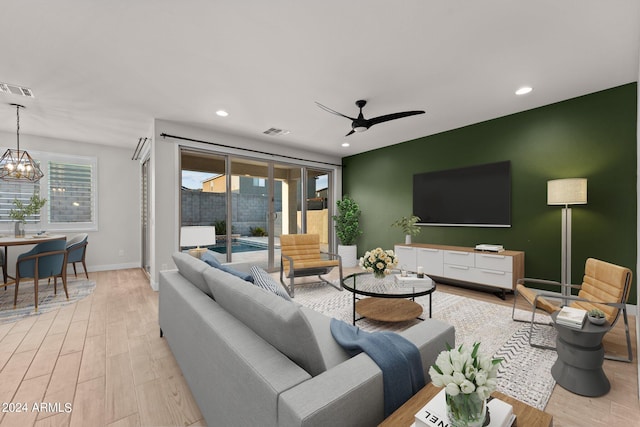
(0, 268), (635, 426)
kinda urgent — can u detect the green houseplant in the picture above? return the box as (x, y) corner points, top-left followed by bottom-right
(587, 308), (606, 325)
(391, 215), (421, 244)
(332, 195), (362, 267)
(9, 194), (47, 237)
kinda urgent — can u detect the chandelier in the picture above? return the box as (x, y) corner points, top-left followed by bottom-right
(0, 104), (43, 182)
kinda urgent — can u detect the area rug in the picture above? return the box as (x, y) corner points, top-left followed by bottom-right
(293, 282), (558, 410)
(0, 277), (96, 324)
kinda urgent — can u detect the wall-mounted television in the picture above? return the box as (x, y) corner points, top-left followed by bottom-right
(413, 161), (511, 227)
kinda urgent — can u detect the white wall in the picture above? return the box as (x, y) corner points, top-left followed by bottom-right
(149, 119), (342, 288)
(0, 131), (140, 273)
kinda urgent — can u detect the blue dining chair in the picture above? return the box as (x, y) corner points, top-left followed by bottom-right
(66, 234), (89, 279)
(14, 239), (68, 311)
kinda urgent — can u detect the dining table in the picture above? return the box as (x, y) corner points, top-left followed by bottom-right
(0, 234), (67, 283)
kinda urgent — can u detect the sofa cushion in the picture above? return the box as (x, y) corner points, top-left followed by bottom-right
(204, 267), (327, 376)
(201, 251), (254, 283)
(250, 266), (291, 300)
(172, 252), (212, 297)
(299, 306), (350, 370)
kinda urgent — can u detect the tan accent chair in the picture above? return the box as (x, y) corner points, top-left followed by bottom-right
(512, 258), (633, 362)
(279, 234), (343, 297)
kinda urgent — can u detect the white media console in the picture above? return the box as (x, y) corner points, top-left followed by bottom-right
(394, 243), (525, 299)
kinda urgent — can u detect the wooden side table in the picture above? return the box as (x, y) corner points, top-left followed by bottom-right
(379, 383), (553, 427)
(551, 311), (610, 397)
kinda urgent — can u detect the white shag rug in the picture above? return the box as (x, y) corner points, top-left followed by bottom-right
(293, 282), (557, 410)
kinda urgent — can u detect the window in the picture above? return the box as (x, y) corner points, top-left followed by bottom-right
(0, 150), (97, 231)
(48, 161), (94, 224)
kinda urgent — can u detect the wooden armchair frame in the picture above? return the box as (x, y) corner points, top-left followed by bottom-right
(512, 258), (632, 362)
(279, 234), (343, 297)
(14, 249), (69, 311)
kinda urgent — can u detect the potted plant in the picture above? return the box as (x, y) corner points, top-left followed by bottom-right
(9, 194), (47, 237)
(332, 195), (362, 267)
(391, 215), (421, 244)
(587, 308), (606, 325)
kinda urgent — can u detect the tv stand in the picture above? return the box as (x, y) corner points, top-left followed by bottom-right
(394, 243), (524, 299)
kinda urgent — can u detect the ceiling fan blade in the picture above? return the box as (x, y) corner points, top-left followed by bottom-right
(315, 102), (356, 121)
(345, 129), (355, 137)
(367, 110), (425, 127)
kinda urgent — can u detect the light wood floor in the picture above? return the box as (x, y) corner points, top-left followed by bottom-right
(0, 268), (636, 426)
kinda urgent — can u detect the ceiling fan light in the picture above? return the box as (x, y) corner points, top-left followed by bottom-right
(353, 126), (368, 132)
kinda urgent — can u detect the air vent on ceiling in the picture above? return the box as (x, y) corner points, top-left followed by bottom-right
(263, 127), (291, 136)
(0, 83), (35, 98)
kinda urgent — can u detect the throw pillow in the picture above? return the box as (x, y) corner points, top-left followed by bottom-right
(250, 266), (291, 300)
(201, 251), (254, 283)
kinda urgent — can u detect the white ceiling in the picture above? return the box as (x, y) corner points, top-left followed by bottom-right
(1, 1), (638, 158)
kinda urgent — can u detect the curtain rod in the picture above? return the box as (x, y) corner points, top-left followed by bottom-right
(131, 137), (148, 161)
(160, 133), (342, 168)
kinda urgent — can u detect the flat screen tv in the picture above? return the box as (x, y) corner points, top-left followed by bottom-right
(413, 161), (511, 227)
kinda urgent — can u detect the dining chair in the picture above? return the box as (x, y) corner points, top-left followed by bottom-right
(14, 239), (68, 311)
(66, 233), (89, 279)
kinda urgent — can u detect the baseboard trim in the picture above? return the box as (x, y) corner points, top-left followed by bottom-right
(87, 262), (141, 272)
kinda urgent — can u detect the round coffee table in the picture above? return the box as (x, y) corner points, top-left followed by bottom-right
(342, 272), (436, 324)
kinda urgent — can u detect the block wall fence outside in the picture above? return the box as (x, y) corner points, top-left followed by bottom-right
(181, 191), (282, 236)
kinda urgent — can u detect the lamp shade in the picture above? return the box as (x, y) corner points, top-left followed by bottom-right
(180, 226), (216, 248)
(547, 178), (587, 206)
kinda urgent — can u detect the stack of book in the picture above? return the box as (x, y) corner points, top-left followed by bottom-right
(555, 306), (587, 329)
(414, 389), (515, 427)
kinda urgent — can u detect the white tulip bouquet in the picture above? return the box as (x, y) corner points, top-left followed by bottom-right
(428, 342), (502, 426)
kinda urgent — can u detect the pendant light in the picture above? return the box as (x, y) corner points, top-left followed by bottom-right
(0, 103), (44, 182)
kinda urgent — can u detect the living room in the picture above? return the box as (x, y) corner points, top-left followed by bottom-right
(0, 1), (639, 426)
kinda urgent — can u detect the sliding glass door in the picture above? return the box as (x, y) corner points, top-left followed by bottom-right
(180, 148), (332, 271)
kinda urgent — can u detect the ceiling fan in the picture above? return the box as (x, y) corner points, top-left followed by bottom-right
(315, 99), (425, 136)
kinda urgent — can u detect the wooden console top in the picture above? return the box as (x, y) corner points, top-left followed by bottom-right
(398, 243), (524, 257)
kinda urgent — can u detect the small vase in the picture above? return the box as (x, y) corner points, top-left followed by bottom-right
(445, 392), (487, 427)
(405, 234), (412, 244)
(14, 221), (25, 238)
(373, 271), (386, 279)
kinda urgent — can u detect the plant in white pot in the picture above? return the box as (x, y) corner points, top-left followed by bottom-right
(391, 215), (421, 244)
(332, 195), (362, 268)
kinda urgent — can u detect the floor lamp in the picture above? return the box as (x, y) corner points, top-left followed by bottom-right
(547, 178), (587, 297)
(180, 226), (216, 258)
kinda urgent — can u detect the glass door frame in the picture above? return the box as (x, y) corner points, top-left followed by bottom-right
(179, 146), (334, 270)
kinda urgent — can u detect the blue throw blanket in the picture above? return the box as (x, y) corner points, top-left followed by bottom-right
(330, 318), (425, 417)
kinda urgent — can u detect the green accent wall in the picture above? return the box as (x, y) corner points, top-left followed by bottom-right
(342, 83), (638, 301)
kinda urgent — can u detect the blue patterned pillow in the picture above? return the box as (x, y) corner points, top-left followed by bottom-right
(201, 251), (254, 283)
(250, 266), (292, 300)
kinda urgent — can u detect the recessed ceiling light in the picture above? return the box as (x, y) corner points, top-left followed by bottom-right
(341, 142), (350, 147)
(216, 110), (229, 117)
(515, 86), (533, 96)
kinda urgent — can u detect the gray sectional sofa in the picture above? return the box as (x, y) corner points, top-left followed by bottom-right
(159, 252), (455, 427)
